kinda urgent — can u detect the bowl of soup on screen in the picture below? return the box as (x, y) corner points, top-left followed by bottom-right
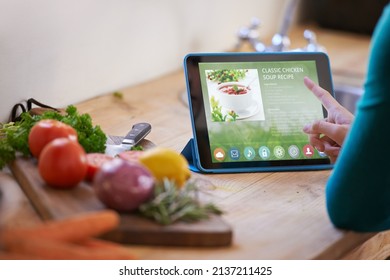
(217, 82), (252, 112)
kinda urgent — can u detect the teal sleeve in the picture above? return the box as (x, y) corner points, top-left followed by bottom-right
(326, 4), (390, 232)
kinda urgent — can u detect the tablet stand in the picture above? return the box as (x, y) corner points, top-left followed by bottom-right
(180, 138), (202, 173)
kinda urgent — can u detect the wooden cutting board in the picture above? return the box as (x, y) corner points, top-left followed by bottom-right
(8, 140), (232, 247)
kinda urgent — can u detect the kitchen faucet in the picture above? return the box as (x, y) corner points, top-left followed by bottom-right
(236, 17), (267, 52)
(236, 0), (325, 52)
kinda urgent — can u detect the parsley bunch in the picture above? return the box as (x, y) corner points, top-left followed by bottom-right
(0, 105), (107, 169)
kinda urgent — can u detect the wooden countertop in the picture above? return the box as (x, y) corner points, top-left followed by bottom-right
(1, 25), (390, 260)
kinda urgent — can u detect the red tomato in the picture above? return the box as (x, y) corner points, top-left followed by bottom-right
(85, 153), (114, 182)
(28, 119), (78, 158)
(38, 137), (87, 189)
(118, 150), (144, 162)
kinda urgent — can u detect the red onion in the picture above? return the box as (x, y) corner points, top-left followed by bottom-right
(93, 158), (154, 212)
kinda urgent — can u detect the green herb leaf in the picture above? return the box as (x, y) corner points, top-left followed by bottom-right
(139, 179), (223, 225)
(113, 91), (124, 99)
(210, 96), (239, 122)
(130, 145), (144, 151)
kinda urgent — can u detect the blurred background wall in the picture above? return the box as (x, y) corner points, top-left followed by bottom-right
(0, 0), (289, 122)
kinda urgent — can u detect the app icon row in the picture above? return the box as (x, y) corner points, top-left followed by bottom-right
(213, 144), (324, 161)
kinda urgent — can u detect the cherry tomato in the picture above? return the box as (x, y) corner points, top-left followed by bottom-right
(118, 150), (144, 162)
(38, 137), (87, 189)
(29, 119), (77, 158)
(85, 153), (114, 182)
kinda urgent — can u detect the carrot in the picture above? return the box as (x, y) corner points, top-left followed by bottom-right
(78, 238), (137, 259)
(0, 210), (120, 244)
(80, 238), (127, 249)
(0, 251), (40, 260)
(0, 210), (137, 260)
(5, 237), (135, 260)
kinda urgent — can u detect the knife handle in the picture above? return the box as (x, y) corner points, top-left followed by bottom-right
(122, 122), (152, 145)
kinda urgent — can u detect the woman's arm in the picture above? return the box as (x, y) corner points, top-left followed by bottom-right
(325, 4), (390, 232)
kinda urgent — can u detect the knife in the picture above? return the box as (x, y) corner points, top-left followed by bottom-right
(105, 122), (152, 156)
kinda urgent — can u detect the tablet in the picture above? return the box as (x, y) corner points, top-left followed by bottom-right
(183, 52), (333, 173)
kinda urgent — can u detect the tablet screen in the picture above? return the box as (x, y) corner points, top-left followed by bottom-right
(185, 53), (333, 172)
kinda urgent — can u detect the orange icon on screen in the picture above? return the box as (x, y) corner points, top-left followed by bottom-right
(213, 148), (226, 161)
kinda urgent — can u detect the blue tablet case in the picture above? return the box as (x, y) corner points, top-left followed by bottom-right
(181, 138), (202, 173)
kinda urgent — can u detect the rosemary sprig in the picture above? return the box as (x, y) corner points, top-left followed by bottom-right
(138, 179), (223, 225)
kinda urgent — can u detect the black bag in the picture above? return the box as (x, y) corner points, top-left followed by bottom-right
(9, 98), (63, 122)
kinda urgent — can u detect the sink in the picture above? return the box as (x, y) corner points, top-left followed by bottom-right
(333, 85), (363, 114)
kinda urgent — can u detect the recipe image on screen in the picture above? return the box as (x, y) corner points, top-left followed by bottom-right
(199, 60), (327, 163)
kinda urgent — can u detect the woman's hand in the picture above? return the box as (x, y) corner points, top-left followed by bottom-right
(302, 77), (355, 163)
